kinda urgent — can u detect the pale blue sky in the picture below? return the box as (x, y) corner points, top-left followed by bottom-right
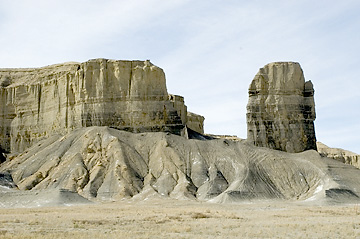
(1, 0), (359, 153)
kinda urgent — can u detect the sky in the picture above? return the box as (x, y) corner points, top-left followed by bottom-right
(0, 0), (359, 153)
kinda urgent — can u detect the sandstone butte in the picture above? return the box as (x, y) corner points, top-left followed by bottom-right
(0, 59), (204, 154)
(246, 62), (317, 153)
(1, 59), (360, 205)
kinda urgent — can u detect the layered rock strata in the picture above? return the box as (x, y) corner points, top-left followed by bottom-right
(186, 112), (205, 134)
(0, 59), (203, 153)
(246, 62), (317, 153)
(317, 142), (360, 169)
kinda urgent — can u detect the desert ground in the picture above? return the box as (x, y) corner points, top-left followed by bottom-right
(2, 127), (360, 239)
(1, 128), (360, 238)
(0, 199), (360, 239)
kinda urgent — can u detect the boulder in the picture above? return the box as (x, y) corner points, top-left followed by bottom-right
(246, 62), (317, 152)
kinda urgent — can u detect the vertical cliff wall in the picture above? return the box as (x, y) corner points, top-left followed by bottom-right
(186, 112), (205, 134)
(246, 62), (316, 153)
(317, 142), (360, 169)
(0, 59), (192, 153)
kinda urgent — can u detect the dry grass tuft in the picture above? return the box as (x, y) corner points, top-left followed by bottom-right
(190, 212), (211, 219)
(0, 200), (360, 238)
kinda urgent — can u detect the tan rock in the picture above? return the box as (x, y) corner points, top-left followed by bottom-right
(317, 142), (360, 169)
(0, 59), (206, 153)
(246, 62), (317, 153)
(186, 112), (205, 134)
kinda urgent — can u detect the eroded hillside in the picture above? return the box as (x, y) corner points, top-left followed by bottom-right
(1, 127), (359, 204)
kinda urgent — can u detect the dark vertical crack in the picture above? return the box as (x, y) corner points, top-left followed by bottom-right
(128, 61), (132, 97)
(37, 83), (42, 123)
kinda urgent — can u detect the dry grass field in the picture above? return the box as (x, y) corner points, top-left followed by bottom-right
(0, 199), (360, 239)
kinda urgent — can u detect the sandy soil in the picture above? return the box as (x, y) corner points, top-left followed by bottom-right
(0, 199), (360, 239)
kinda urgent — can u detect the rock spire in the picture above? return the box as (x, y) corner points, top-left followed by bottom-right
(246, 62), (317, 153)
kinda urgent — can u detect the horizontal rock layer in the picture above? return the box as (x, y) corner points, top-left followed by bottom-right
(186, 112), (205, 134)
(246, 62), (317, 153)
(317, 142), (360, 169)
(0, 59), (203, 153)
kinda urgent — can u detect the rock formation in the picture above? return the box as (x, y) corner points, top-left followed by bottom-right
(1, 60), (360, 205)
(186, 112), (205, 134)
(317, 142), (360, 169)
(246, 62), (317, 153)
(0, 59), (204, 153)
(1, 126), (360, 204)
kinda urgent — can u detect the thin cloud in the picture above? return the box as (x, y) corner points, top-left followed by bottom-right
(0, 0), (359, 153)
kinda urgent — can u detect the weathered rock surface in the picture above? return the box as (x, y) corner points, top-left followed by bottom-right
(1, 60), (358, 206)
(246, 62), (317, 153)
(0, 59), (204, 153)
(186, 112), (205, 134)
(1, 126), (359, 204)
(317, 142), (360, 169)
(0, 172), (16, 188)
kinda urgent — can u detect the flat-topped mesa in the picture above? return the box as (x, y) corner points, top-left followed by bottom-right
(246, 62), (317, 153)
(0, 58), (203, 153)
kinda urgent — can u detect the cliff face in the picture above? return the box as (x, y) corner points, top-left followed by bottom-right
(186, 112), (205, 134)
(246, 62), (317, 153)
(0, 59), (192, 153)
(317, 142), (360, 169)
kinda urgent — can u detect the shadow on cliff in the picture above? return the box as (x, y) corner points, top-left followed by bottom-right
(0, 148), (6, 164)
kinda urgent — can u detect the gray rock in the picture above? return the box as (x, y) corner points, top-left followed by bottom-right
(1, 126), (359, 204)
(0, 172), (16, 188)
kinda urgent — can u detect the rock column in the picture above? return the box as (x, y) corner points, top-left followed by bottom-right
(246, 62), (317, 153)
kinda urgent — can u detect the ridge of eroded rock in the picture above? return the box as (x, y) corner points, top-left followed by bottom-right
(1, 126), (359, 204)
